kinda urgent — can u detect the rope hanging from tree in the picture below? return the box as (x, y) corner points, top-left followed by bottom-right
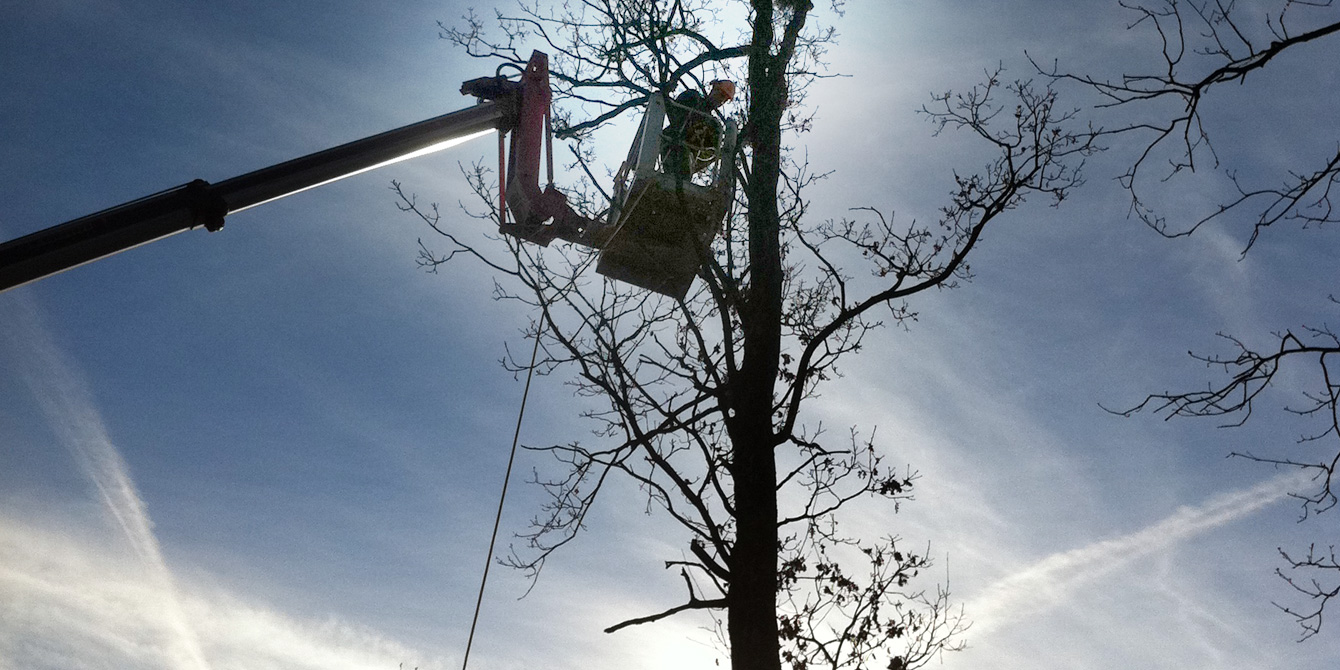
(460, 328), (542, 670)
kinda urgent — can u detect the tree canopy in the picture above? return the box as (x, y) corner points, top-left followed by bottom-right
(400, 2), (1094, 669)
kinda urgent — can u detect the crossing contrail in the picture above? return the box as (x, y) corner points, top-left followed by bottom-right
(965, 469), (1310, 636)
(1, 292), (212, 670)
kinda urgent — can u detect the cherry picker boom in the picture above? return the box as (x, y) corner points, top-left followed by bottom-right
(0, 51), (737, 299)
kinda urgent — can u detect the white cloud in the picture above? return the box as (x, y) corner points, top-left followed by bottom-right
(0, 293), (445, 670)
(963, 469), (1310, 638)
(0, 513), (447, 670)
(0, 292), (209, 670)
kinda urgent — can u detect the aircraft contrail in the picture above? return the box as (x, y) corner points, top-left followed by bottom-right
(1, 292), (212, 670)
(965, 469), (1310, 636)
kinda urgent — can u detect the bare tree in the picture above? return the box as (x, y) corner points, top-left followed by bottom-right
(1041, 0), (1340, 640)
(399, 2), (1092, 668)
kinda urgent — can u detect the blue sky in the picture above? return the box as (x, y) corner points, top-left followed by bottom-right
(2, 1), (1339, 669)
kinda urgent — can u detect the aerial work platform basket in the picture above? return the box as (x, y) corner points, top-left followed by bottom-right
(487, 60), (737, 299)
(595, 94), (738, 299)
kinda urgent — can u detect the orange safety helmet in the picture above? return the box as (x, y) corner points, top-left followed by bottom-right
(708, 80), (736, 106)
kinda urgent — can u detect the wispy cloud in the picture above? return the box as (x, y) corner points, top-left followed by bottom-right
(964, 469), (1310, 637)
(0, 512), (447, 670)
(0, 291), (448, 670)
(1, 292), (210, 670)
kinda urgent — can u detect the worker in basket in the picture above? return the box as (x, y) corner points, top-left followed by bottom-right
(662, 79), (736, 179)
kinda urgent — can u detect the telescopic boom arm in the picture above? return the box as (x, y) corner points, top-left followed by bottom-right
(0, 51), (591, 294)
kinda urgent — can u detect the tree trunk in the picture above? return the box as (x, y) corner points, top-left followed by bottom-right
(726, 5), (789, 670)
(727, 422), (780, 670)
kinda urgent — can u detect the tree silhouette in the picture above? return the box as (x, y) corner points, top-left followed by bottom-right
(399, 2), (1092, 668)
(1043, 0), (1340, 640)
